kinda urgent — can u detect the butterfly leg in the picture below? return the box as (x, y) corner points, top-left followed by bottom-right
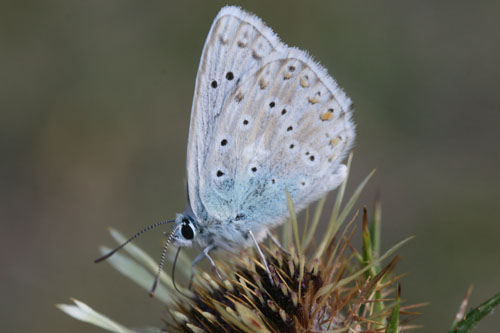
(188, 251), (206, 290)
(266, 230), (290, 255)
(203, 245), (223, 282)
(188, 244), (223, 289)
(248, 230), (274, 285)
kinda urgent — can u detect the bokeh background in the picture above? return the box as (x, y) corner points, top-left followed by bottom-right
(2, 0), (499, 331)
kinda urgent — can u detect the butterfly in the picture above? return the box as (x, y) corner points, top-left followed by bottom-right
(96, 6), (355, 294)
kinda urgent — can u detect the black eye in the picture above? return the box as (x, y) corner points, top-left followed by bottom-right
(181, 223), (194, 240)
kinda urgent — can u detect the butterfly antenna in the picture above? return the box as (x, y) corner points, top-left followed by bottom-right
(149, 225), (179, 297)
(94, 219), (176, 263)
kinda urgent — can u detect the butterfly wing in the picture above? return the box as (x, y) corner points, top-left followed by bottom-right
(186, 6), (284, 221)
(187, 6), (355, 238)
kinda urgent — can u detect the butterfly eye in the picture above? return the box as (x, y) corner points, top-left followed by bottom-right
(181, 222), (194, 240)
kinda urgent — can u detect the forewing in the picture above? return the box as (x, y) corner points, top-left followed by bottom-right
(186, 6), (284, 221)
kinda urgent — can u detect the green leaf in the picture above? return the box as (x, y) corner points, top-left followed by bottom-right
(57, 299), (136, 333)
(302, 196), (326, 249)
(315, 168), (375, 258)
(361, 208), (374, 278)
(286, 190), (301, 253)
(385, 284), (401, 333)
(98, 246), (191, 304)
(331, 153), (353, 225)
(370, 196), (382, 259)
(449, 292), (500, 332)
(335, 168), (376, 231)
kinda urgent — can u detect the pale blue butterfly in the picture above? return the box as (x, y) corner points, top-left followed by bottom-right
(96, 6), (355, 295)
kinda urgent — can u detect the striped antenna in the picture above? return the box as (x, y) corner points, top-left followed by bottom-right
(94, 219), (176, 263)
(149, 224), (181, 297)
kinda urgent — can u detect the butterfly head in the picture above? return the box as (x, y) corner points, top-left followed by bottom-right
(173, 213), (198, 247)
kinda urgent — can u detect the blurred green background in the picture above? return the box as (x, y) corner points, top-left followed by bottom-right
(2, 0), (499, 331)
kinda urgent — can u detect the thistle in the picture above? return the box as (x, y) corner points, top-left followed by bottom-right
(58, 160), (418, 332)
(63, 160), (500, 332)
(167, 208), (412, 333)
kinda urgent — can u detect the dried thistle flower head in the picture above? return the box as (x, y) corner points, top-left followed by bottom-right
(167, 198), (412, 332)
